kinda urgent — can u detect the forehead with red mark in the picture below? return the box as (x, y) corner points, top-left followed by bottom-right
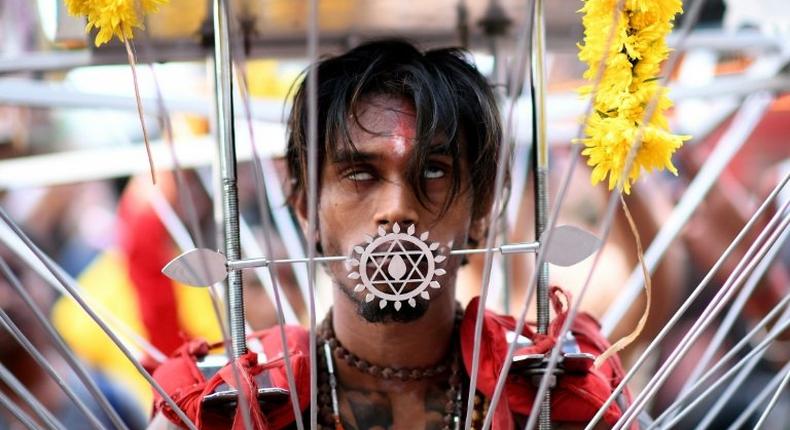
(351, 95), (418, 156)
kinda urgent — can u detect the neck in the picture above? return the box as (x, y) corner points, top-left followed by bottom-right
(331, 288), (458, 369)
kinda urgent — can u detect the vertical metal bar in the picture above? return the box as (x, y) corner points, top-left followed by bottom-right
(212, 0), (246, 358)
(465, 1), (535, 427)
(530, 0), (551, 428)
(531, 0), (550, 335)
(306, 0), (320, 428)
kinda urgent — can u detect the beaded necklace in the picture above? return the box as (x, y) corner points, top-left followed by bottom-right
(316, 309), (487, 430)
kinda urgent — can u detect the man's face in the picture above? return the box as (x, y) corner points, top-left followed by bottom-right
(305, 94), (483, 322)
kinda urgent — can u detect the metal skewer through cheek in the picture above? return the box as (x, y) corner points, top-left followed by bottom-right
(225, 242), (541, 270)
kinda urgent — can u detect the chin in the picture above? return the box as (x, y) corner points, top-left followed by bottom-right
(356, 297), (430, 323)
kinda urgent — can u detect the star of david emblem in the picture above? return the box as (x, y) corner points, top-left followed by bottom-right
(347, 223), (447, 311)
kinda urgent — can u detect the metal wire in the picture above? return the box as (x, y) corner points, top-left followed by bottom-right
(679, 225), (790, 425)
(726, 361), (790, 430)
(464, 1), (536, 428)
(0, 206), (198, 430)
(0, 389), (39, 430)
(481, 2), (627, 428)
(658, 317), (789, 429)
(752, 357), (790, 429)
(584, 170), (789, 429)
(0, 362), (65, 430)
(650, 295), (790, 425)
(234, 56), (304, 430)
(306, 1), (320, 428)
(613, 209), (790, 429)
(0, 307), (105, 430)
(0, 256), (128, 430)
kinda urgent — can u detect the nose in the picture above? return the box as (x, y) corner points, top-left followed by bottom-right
(373, 180), (420, 230)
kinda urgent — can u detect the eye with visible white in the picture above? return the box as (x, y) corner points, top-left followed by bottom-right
(423, 166), (446, 179)
(346, 170), (375, 181)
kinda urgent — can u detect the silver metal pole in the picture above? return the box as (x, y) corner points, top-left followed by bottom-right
(212, 0), (246, 358)
(531, 0), (551, 428)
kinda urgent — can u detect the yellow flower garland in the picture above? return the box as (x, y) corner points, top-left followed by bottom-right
(65, 0), (167, 47)
(577, 0), (690, 194)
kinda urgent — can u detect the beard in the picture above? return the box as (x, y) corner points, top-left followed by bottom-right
(338, 282), (430, 323)
(321, 225), (463, 324)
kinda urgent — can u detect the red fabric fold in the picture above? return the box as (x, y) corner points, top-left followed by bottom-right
(152, 326), (310, 430)
(460, 288), (631, 429)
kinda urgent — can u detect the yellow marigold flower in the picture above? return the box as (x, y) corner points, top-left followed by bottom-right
(65, 0), (167, 47)
(577, 0), (690, 193)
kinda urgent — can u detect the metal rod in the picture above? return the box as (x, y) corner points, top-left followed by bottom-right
(584, 171), (790, 430)
(306, 0), (320, 428)
(654, 316), (790, 429)
(680, 219), (790, 398)
(0, 206), (198, 430)
(0, 308), (106, 430)
(225, 241), (540, 270)
(0, 221), (166, 362)
(0, 362), (65, 430)
(0, 389), (39, 430)
(753, 362), (790, 430)
(482, 1), (627, 428)
(465, 0), (536, 426)
(602, 91), (775, 336)
(234, 57), (305, 429)
(613, 211), (790, 429)
(212, 0), (246, 358)
(530, 1), (551, 426)
(650, 295), (790, 426)
(726, 361), (790, 430)
(0, 256), (128, 430)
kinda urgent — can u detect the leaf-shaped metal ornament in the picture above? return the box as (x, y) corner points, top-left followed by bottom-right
(540, 225), (601, 267)
(162, 248), (228, 287)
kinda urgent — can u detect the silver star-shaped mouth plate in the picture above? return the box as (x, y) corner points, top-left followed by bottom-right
(347, 223), (446, 311)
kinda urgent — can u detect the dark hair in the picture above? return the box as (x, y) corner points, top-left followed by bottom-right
(286, 39), (502, 219)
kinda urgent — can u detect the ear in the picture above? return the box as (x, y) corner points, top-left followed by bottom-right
(293, 193), (322, 251)
(294, 193), (309, 232)
(468, 213), (490, 247)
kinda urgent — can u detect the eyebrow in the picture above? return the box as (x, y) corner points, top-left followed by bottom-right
(329, 149), (379, 164)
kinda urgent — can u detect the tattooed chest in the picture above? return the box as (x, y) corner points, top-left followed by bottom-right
(336, 386), (449, 430)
